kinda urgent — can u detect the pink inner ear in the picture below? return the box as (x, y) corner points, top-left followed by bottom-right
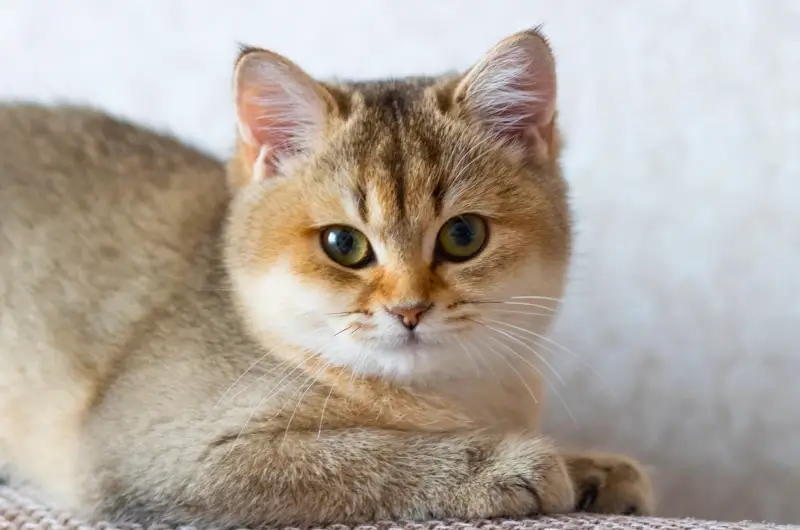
(240, 87), (311, 159)
(237, 88), (307, 170)
(502, 56), (556, 130)
(459, 31), (557, 150)
(234, 52), (328, 179)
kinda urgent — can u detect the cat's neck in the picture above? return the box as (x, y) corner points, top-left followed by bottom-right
(285, 352), (543, 432)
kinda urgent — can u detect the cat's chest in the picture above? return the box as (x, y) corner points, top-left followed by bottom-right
(420, 362), (543, 430)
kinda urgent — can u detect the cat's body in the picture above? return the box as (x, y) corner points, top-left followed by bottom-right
(0, 30), (653, 527)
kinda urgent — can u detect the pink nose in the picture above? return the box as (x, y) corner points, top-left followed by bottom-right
(387, 303), (432, 330)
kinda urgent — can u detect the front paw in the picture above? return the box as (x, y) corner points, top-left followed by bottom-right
(563, 451), (654, 515)
(464, 436), (575, 517)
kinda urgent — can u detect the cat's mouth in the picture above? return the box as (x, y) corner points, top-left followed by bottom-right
(362, 329), (424, 349)
(396, 332), (421, 346)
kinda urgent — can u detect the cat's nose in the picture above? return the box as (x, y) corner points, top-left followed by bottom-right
(386, 302), (432, 330)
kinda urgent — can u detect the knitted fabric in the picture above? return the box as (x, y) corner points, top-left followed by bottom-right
(1, 487), (796, 530)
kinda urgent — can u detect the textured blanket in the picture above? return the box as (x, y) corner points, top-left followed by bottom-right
(1, 487), (796, 530)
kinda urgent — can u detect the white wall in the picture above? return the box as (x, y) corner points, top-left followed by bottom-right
(2, 0), (798, 524)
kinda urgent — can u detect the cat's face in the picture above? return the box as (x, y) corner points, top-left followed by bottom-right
(226, 31), (570, 382)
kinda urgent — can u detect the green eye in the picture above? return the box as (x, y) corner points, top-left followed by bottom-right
(436, 214), (488, 262)
(320, 225), (374, 268)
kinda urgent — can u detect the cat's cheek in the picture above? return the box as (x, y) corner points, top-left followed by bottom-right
(233, 258), (344, 345)
(495, 253), (566, 298)
(486, 260), (565, 329)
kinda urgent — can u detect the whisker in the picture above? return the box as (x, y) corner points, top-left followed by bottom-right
(479, 308), (553, 317)
(282, 361), (331, 444)
(480, 334), (578, 428)
(461, 334), (504, 390)
(271, 366), (319, 419)
(489, 322), (601, 382)
(317, 380), (337, 439)
(480, 316), (600, 379)
(483, 318), (580, 365)
(226, 395), (268, 458)
(480, 331), (552, 382)
(215, 348), (276, 407)
(466, 300), (557, 312)
(347, 345), (369, 395)
(453, 334), (483, 376)
(476, 319), (566, 386)
(507, 295), (564, 303)
(334, 325), (354, 337)
(476, 337), (538, 406)
(226, 353), (313, 456)
(227, 357), (293, 402)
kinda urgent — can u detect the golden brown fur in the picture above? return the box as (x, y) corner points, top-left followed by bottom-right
(0, 29), (653, 527)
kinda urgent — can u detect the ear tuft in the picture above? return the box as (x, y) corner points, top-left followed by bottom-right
(455, 28), (558, 159)
(233, 47), (332, 183)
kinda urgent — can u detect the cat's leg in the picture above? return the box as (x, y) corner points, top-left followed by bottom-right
(562, 451), (654, 515)
(99, 430), (575, 527)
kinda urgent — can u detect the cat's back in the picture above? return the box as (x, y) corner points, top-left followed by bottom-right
(0, 105), (228, 490)
(0, 103), (228, 323)
(0, 103), (226, 235)
(0, 102), (229, 356)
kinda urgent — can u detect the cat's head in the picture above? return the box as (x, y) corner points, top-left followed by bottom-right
(225, 28), (571, 382)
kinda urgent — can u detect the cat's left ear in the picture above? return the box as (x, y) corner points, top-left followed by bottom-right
(233, 46), (336, 184)
(453, 28), (558, 161)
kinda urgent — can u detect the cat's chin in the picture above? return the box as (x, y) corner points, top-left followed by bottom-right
(365, 331), (424, 348)
(317, 332), (475, 383)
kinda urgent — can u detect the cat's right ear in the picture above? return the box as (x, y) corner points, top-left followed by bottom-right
(232, 46), (335, 186)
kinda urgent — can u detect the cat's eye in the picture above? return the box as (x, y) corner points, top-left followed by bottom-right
(436, 214), (488, 262)
(320, 225), (374, 269)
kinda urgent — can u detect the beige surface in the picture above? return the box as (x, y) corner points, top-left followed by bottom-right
(0, 0), (798, 523)
(1, 487), (796, 530)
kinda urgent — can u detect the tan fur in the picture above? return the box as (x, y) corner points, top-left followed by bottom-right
(0, 28), (653, 527)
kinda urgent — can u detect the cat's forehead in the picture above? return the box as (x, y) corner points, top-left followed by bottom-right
(318, 79), (493, 232)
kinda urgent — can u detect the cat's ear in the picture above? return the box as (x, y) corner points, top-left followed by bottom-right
(233, 46), (335, 183)
(454, 28), (558, 160)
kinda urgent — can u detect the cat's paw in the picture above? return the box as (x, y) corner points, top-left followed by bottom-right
(463, 435), (575, 517)
(563, 451), (654, 516)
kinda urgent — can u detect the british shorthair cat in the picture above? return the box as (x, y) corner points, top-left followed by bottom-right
(0, 28), (653, 526)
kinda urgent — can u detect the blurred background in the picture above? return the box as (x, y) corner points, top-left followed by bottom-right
(1, 0), (798, 524)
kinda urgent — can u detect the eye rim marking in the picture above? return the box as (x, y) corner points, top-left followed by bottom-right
(435, 213), (489, 263)
(319, 225), (376, 269)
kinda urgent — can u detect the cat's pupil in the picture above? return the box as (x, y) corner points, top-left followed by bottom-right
(331, 230), (355, 255)
(449, 219), (474, 246)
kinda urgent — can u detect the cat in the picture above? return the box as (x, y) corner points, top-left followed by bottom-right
(0, 28), (653, 527)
